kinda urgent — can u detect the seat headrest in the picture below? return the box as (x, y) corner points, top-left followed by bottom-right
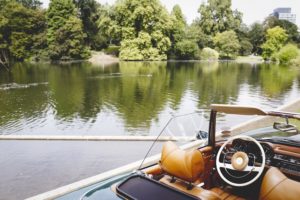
(160, 141), (204, 182)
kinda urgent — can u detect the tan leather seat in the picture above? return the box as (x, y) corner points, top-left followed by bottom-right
(210, 188), (245, 200)
(160, 141), (205, 182)
(259, 167), (300, 200)
(159, 142), (246, 200)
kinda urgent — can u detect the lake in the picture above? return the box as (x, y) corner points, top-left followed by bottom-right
(1, 61), (300, 136)
(0, 61), (300, 199)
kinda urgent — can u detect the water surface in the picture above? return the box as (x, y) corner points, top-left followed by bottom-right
(1, 61), (299, 135)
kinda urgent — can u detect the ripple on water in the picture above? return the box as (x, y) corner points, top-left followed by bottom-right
(0, 82), (48, 90)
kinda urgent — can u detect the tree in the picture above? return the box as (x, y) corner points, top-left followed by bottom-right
(174, 40), (199, 59)
(261, 26), (287, 60)
(186, 23), (213, 49)
(16, 0), (42, 9)
(277, 20), (300, 43)
(73, 0), (101, 49)
(264, 16), (299, 43)
(170, 5), (186, 48)
(248, 22), (265, 54)
(171, 5), (186, 26)
(97, 4), (121, 46)
(120, 31), (170, 60)
(276, 44), (299, 64)
(200, 47), (219, 60)
(47, 0), (89, 60)
(213, 30), (240, 59)
(0, 1), (9, 66)
(198, 0), (242, 35)
(239, 40), (253, 56)
(0, 0), (46, 63)
(235, 23), (253, 56)
(101, 0), (172, 60)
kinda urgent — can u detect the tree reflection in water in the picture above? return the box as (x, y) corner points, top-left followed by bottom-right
(0, 61), (299, 135)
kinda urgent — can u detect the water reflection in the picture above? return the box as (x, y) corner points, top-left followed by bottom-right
(0, 61), (299, 135)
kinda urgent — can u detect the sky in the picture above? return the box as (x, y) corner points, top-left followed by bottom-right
(41, 0), (300, 27)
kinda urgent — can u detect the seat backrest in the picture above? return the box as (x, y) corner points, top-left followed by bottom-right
(259, 167), (300, 200)
(160, 141), (204, 182)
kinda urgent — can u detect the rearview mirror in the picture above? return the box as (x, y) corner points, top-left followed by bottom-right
(273, 122), (299, 134)
(196, 130), (208, 140)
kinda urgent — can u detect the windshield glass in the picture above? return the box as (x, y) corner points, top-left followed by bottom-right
(138, 111), (209, 169)
(161, 112), (209, 141)
(215, 113), (300, 143)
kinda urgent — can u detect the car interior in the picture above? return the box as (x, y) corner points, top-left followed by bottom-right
(115, 105), (300, 200)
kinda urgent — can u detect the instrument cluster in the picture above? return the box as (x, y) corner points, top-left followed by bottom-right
(229, 139), (300, 177)
(230, 139), (274, 164)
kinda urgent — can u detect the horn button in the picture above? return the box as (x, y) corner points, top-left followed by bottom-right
(231, 151), (249, 171)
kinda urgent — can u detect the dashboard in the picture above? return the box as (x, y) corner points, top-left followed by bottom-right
(228, 139), (300, 179)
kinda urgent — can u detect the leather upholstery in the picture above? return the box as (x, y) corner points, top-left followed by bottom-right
(259, 167), (300, 200)
(210, 188), (245, 200)
(143, 164), (162, 175)
(160, 141), (205, 182)
(160, 175), (221, 200)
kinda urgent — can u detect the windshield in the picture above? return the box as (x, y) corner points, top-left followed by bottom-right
(215, 113), (300, 144)
(161, 112), (209, 141)
(137, 111), (210, 169)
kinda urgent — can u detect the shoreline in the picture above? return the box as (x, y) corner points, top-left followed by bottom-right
(22, 54), (265, 65)
(88, 51), (119, 65)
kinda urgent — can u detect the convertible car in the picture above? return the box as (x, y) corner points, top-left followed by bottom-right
(34, 104), (300, 200)
(113, 104), (300, 200)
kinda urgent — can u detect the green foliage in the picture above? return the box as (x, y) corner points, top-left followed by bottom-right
(73, 0), (101, 49)
(47, 0), (90, 60)
(97, 4), (120, 45)
(174, 40), (199, 59)
(0, 1), (46, 62)
(239, 40), (253, 56)
(104, 45), (120, 56)
(120, 32), (168, 60)
(3, 0), (299, 63)
(186, 24), (212, 49)
(171, 5), (186, 25)
(170, 5), (186, 44)
(213, 30), (240, 59)
(198, 0), (242, 35)
(290, 55), (300, 66)
(16, 0), (42, 9)
(101, 0), (172, 60)
(248, 22), (265, 54)
(264, 16), (299, 43)
(261, 26), (288, 60)
(200, 47), (219, 60)
(275, 44), (299, 64)
(9, 32), (32, 60)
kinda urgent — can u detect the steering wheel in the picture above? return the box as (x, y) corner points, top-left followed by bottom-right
(216, 135), (265, 187)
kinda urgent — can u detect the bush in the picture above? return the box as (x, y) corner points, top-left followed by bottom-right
(261, 26), (288, 60)
(239, 40), (253, 56)
(200, 47), (219, 60)
(213, 30), (240, 59)
(104, 45), (120, 56)
(291, 55), (300, 66)
(276, 44), (299, 64)
(174, 40), (199, 59)
(119, 32), (169, 61)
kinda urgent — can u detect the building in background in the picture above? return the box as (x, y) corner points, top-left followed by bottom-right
(272, 8), (296, 24)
